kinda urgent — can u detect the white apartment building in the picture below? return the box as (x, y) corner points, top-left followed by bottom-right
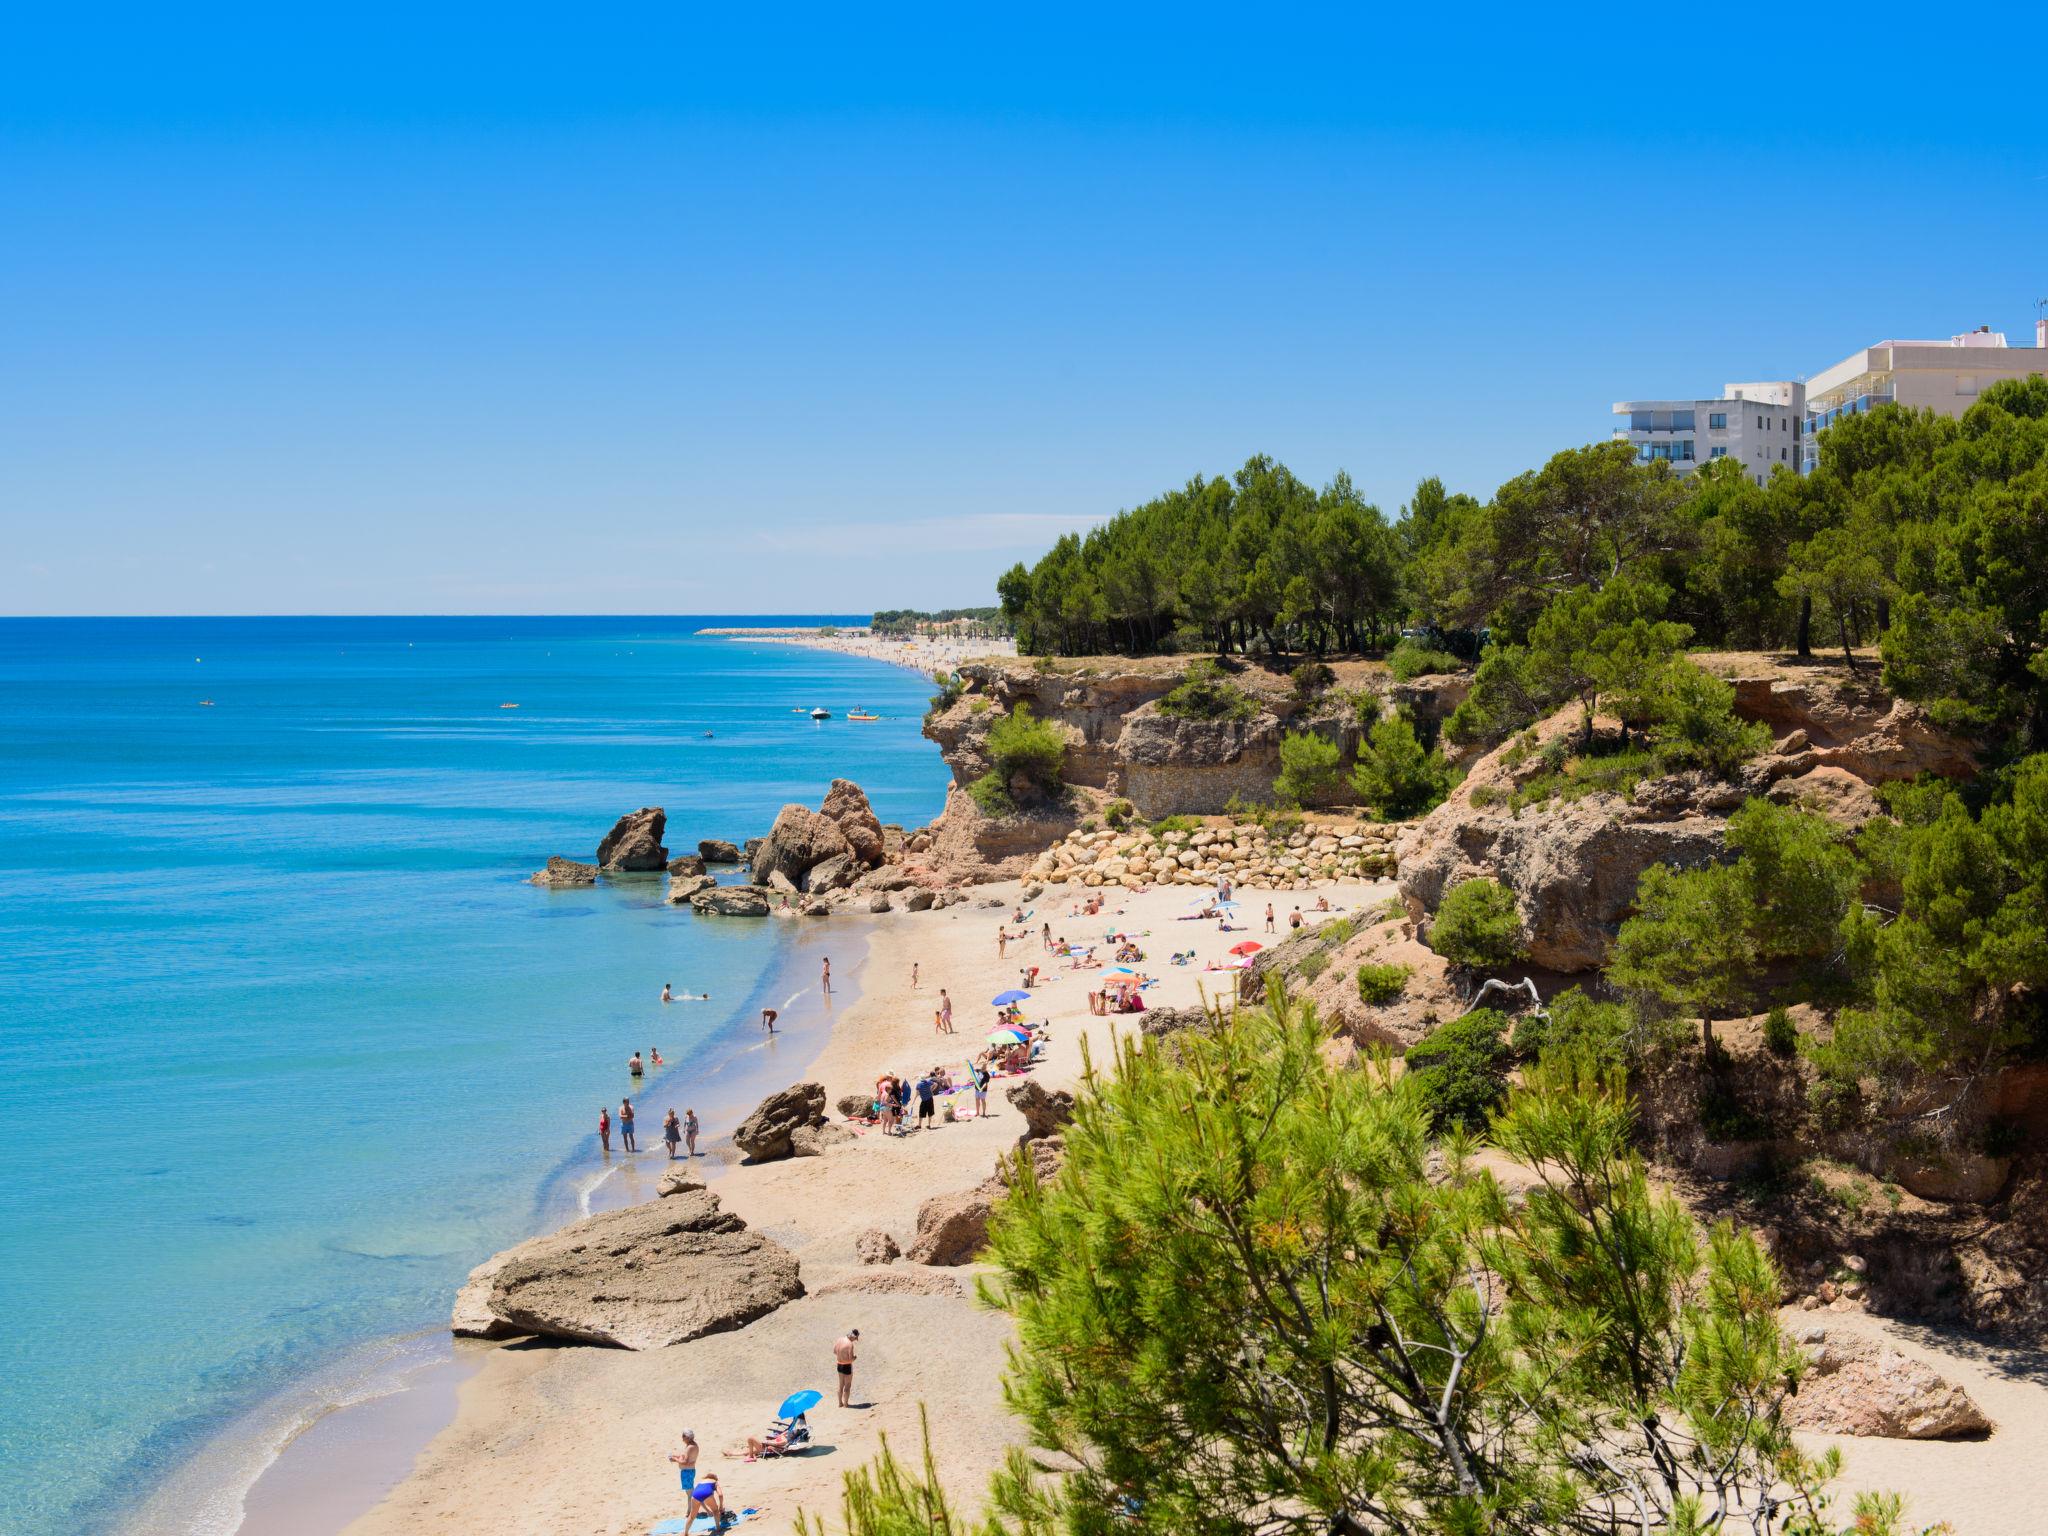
(1802, 321), (2048, 469)
(1612, 381), (1805, 486)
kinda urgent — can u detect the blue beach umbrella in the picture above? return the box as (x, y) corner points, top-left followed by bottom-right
(991, 989), (1031, 1005)
(778, 1388), (823, 1419)
(1106, 966), (1137, 974)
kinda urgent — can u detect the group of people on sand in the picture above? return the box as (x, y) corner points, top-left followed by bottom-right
(598, 1099), (700, 1158)
(662, 1329), (864, 1529)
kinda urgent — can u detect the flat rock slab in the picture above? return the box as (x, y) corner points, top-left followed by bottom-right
(484, 1191), (803, 1350)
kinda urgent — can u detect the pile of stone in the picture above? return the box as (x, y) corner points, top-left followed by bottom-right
(1030, 819), (1397, 891)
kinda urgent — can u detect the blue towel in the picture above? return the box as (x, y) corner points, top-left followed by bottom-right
(651, 1513), (749, 1535)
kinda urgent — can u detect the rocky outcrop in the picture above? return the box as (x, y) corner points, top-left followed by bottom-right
(530, 855), (599, 887)
(1006, 1079), (1074, 1142)
(666, 853), (706, 877)
(904, 1183), (996, 1266)
(689, 885), (771, 917)
(451, 1251), (519, 1338)
(698, 839), (743, 864)
(1244, 913), (1465, 1050)
(790, 1121), (853, 1158)
(855, 1228), (901, 1265)
(1781, 1322), (1991, 1438)
(901, 782), (1082, 886)
(665, 873), (715, 905)
(481, 1190), (803, 1349)
(821, 778), (887, 865)
(656, 1167), (706, 1197)
(596, 807), (668, 872)
(838, 1092), (875, 1119)
(733, 1082), (828, 1162)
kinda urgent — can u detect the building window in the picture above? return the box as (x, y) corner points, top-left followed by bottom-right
(1710, 446), (1728, 458)
(1672, 410), (1695, 431)
(1709, 412), (1727, 429)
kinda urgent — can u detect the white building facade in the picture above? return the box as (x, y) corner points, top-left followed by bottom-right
(1612, 381), (1805, 486)
(1802, 323), (2048, 470)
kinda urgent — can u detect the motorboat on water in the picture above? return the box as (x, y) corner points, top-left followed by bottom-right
(810, 707), (832, 720)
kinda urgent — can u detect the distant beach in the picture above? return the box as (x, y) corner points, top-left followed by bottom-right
(701, 624), (1016, 679)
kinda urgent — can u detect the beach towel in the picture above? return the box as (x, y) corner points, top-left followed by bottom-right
(650, 1509), (755, 1534)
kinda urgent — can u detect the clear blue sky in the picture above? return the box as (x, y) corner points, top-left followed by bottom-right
(4, 5), (2044, 616)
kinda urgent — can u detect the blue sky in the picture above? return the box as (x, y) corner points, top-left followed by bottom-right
(4, 5), (2044, 615)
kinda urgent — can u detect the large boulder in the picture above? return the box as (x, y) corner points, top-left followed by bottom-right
(451, 1251), (519, 1338)
(904, 1181), (997, 1266)
(699, 838), (743, 864)
(790, 1121), (853, 1158)
(666, 853), (706, 877)
(689, 885), (771, 917)
(482, 1191), (803, 1349)
(597, 807), (668, 872)
(1006, 1079), (1074, 1142)
(733, 1082), (828, 1162)
(804, 852), (859, 892)
(821, 778), (887, 866)
(1781, 1322), (1992, 1438)
(530, 855), (598, 887)
(855, 1228), (901, 1265)
(751, 804), (853, 889)
(665, 873), (715, 905)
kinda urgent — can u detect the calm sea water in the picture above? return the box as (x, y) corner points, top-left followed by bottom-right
(0, 617), (948, 1536)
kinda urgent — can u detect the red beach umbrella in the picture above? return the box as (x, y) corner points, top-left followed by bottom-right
(1228, 941), (1263, 955)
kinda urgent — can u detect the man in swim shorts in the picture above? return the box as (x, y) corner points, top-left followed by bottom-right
(834, 1327), (859, 1406)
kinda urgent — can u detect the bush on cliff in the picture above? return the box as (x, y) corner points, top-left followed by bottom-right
(805, 985), (1891, 1535)
(1387, 638), (1461, 681)
(1157, 658), (1258, 722)
(1428, 877), (1523, 970)
(986, 702), (1067, 800)
(1402, 1007), (1513, 1131)
(1355, 960), (1410, 1006)
(1272, 729), (1342, 808)
(1349, 712), (1455, 820)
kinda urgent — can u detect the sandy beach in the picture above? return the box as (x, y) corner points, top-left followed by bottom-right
(700, 626), (1016, 680)
(342, 877), (1392, 1536)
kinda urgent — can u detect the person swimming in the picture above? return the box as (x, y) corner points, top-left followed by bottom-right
(660, 983), (673, 1003)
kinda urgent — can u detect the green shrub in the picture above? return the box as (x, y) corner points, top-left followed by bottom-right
(1274, 729), (1344, 808)
(967, 772), (1014, 816)
(1388, 640), (1462, 682)
(1403, 1009), (1513, 1131)
(1290, 660), (1336, 702)
(1648, 660), (1772, 777)
(1296, 951), (1329, 982)
(968, 696), (990, 714)
(1356, 961), (1411, 1006)
(1319, 917), (1354, 944)
(1158, 659), (1258, 721)
(986, 702), (1067, 798)
(1763, 1005), (1798, 1057)
(1511, 987), (1630, 1065)
(1468, 785), (1501, 809)
(1104, 798), (1135, 830)
(1429, 879), (1523, 970)
(1350, 712), (1456, 820)
(1347, 689), (1384, 729)
(928, 671), (964, 713)
(1150, 813), (1198, 837)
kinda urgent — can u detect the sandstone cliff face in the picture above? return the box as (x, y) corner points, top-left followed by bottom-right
(923, 658), (1466, 820)
(1395, 662), (1978, 974)
(903, 782), (1083, 886)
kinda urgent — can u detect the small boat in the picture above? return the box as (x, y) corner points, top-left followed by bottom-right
(810, 707), (832, 720)
(848, 710), (880, 722)
(198, 700), (214, 707)
(499, 703), (520, 710)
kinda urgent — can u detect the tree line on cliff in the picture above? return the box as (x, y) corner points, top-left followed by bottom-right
(997, 377), (2048, 754)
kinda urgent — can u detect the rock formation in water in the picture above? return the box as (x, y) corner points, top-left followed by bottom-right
(596, 806), (668, 872)
(529, 855), (599, 887)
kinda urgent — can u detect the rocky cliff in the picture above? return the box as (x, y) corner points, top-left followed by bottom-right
(923, 657), (1468, 819)
(1395, 657), (1978, 973)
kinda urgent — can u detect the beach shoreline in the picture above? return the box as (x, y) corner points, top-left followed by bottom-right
(118, 916), (873, 1536)
(703, 625), (1016, 681)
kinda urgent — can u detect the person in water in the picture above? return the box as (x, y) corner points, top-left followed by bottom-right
(684, 1108), (699, 1157)
(660, 983), (673, 1003)
(662, 1108), (681, 1159)
(618, 1098), (637, 1152)
(651, 1046), (663, 1066)
(597, 1105), (611, 1153)
(821, 956), (832, 994)
(761, 1007), (778, 1034)
(628, 1050), (644, 1077)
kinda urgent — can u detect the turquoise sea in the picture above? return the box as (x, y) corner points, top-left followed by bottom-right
(0, 617), (950, 1536)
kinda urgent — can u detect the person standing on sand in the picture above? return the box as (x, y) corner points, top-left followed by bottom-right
(597, 1105), (611, 1154)
(971, 1059), (990, 1118)
(833, 1329), (860, 1407)
(668, 1428), (698, 1493)
(684, 1108), (699, 1156)
(1289, 907), (1303, 932)
(1042, 921), (1052, 951)
(761, 1007), (778, 1035)
(662, 1108), (681, 1159)
(1265, 903), (1276, 934)
(821, 956), (831, 994)
(939, 989), (953, 1034)
(997, 928), (1008, 959)
(911, 960), (919, 989)
(618, 1098), (637, 1152)
(915, 1073), (936, 1130)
